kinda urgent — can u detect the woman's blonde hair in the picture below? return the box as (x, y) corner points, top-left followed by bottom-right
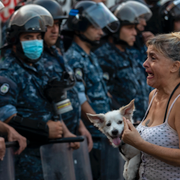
(146, 32), (180, 62)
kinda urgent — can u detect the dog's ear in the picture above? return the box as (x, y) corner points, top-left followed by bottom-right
(119, 99), (135, 122)
(86, 113), (106, 128)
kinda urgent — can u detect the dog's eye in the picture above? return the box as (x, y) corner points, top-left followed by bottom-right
(106, 123), (111, 126)
(117, 121), (122, 124)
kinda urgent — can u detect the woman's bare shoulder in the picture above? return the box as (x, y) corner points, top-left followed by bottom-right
(148, 89), (156, 103)
(171, 94), (180, 131)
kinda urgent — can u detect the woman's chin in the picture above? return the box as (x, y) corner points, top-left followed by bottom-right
(147, 80), (155, 88)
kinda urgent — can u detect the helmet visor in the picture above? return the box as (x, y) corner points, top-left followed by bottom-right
(125, 1), (152, 21)
(83, 2), (120, 33)
(8, 4), (53, 28)
(115, 4), (140, 24)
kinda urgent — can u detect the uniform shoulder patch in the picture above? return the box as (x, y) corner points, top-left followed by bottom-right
(103, 72), (109, 81)
(0, 83), (9, 94)
(75, 68), (83, 78)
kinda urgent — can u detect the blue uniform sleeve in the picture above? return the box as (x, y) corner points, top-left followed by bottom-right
(64, 53), (86, 94)
(0, 105), (17, 121)
(0, 76), (18, 120)
(78, 92), (87, 105)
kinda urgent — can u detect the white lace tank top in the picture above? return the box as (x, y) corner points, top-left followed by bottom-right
(136, 92), (180, 180)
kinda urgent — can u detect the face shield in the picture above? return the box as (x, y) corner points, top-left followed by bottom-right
(115, 1), (152, 23)
(166, 0), (180, 20)
(82, 2), (120, 33)
(126, 1), (152, 21)
(114, 2), (140, 24)
(8, 4), (53, 30)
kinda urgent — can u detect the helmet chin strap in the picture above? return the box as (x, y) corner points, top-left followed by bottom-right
(76, 33), (100, 47)
(113, 37), (129, 47)
(112, 26), (130, 48)
(15, 41), (41, 64)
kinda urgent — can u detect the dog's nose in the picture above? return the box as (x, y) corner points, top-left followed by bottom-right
(112, 129), (118, 136)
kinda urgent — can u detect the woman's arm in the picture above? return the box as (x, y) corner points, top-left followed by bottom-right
(122, 117), (180, 166)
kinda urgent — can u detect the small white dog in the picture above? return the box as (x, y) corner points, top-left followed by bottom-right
(86, 100), (141, 180)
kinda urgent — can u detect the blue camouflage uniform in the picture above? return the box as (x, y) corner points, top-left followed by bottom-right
(128, 45), (147, 65)
(0, 50), (63, 180)
(64, 42), (111, 139)
(42, 45), (81, 133)
(94, 42), (152, 122)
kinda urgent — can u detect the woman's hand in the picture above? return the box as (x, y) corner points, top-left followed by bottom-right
(122, 117), (144, 148)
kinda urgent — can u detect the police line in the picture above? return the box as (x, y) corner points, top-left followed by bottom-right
(0, 137), (93, 180)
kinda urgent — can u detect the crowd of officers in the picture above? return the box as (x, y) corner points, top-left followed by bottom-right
(0, 0), (180, 179)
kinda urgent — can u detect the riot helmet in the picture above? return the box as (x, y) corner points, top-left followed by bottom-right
(65, 1), (119, 45)
(6, 4), (53, 63)
(33, 0), (67, 21)
(114, 1), (152, 25)
(7, 4), (53, 44)
(112, 1), (152, 45)
(115, 0), (152, 32)
(160, 0), (180, 33)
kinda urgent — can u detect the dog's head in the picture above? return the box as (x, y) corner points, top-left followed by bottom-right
(86, 99), (135, 147)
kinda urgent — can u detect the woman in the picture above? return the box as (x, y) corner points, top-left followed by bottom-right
(122, 32), (180, 179)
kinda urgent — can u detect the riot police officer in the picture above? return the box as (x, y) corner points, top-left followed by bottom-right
(0, 0), (27, 159)
(0, 4), (79, 180)
(63, 1), (120, 179)
(109, 0), (154, 46)
(94, 1), (152, 122)
(124, 0), (153, 65)
(33, 0), (93, 151)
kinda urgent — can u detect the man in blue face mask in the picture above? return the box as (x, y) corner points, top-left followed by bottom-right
(0, 4), (80, 180)
(16, 32), (43, 64)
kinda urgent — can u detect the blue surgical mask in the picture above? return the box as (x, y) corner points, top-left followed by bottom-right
(21, 39), (43, 60)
